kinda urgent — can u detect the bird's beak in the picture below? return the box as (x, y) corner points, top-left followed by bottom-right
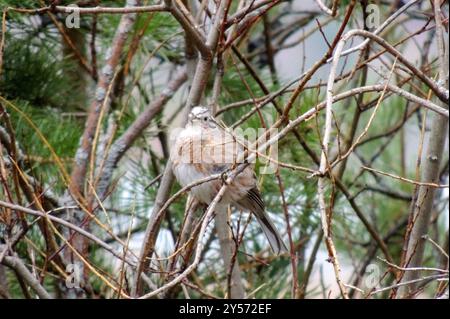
(209, 117), (221, 128)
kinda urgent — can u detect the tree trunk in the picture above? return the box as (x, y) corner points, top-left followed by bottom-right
(397, 0), (449, 298)
(215, 205), (245, 298)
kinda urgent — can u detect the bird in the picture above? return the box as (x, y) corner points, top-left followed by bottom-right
(170, 106), (288, 254)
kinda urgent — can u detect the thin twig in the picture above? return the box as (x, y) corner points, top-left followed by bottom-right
(362, 166), (449, 188)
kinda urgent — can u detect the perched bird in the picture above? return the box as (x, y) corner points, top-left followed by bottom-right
(170, 106), (288, 254)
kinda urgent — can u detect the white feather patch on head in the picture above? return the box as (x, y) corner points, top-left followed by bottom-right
(190, 106), (210, 118)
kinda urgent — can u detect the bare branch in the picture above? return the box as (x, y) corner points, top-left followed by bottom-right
(1, 255), (52, 299)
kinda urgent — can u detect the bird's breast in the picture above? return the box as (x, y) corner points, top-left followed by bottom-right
(170, 125), (256, 205)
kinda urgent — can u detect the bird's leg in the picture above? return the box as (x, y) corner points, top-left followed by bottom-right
(220, 171), (229, 185)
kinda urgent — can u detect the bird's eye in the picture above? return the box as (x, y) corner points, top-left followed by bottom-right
(203, 116), (208, 121)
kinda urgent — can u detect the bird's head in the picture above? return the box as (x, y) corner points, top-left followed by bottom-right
(188, 106), (217, 128)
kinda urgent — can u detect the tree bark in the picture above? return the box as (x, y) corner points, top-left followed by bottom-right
(215, 205), (246, 298)
(397, 0), (449, 298)
(0, 265), (10, 299)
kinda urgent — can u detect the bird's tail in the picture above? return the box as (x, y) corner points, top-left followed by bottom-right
(253, 210), (289, 255)
(238, 188), (289, 255)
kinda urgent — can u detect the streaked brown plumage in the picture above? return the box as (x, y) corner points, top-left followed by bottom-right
(171, 106), (288, 254)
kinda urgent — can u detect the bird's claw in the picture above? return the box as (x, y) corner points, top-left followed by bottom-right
(220, 171), (229, 185)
